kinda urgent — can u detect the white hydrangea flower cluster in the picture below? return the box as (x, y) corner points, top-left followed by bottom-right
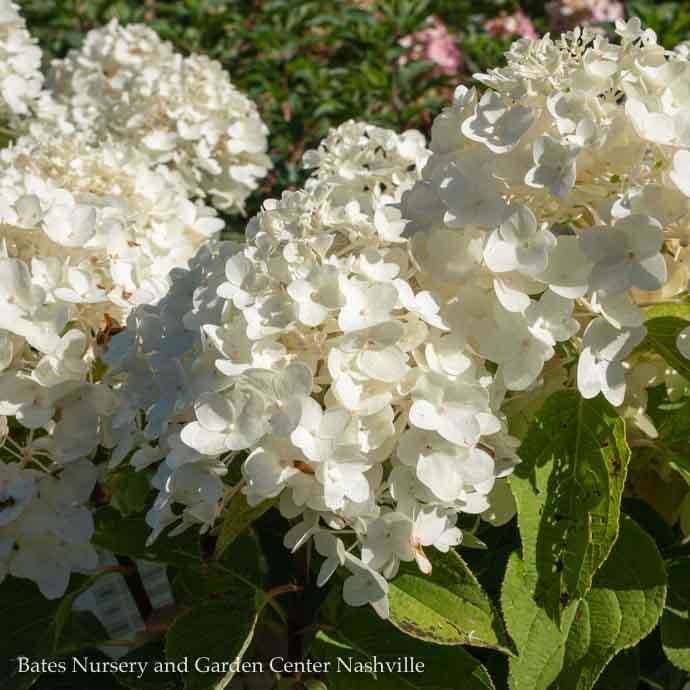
(46, 19), (271, 212)
(401, 18), (690, 438)
(0, 10), (268, 602)
(0, 132), (224, 597)
(0, 0), (43, 122)
(675, 40), (690, 61)
(4, 9), (690, 615)
(0, 457), (99, 599)
(102, 241), (239, 537)
(105, 121), (520, 617)
(0, 132), (224, 322)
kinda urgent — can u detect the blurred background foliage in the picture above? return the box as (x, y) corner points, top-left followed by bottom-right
(19, 0), (690, 232)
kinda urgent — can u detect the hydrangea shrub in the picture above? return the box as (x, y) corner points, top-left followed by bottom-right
(1, 8), (690, 690)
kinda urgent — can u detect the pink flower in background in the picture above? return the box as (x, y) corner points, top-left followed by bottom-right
(399, 15), (463, 76)
(484, 9), (539, 40)
(547, 0), (624, 32)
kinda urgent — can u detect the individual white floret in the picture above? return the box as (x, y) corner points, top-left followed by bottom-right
(483, 205), (556, 275)
(577, 317), (646, 405)
(581, 215), (667, 296)
(525, 135), (580, 198)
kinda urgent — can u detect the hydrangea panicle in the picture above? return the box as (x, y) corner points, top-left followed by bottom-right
(46, 19), (271, 213)
(0, 130), (225, 597)
(107, 120), (519, 616)
(403, 17), (690, 431)
(0, 0), (43, 122)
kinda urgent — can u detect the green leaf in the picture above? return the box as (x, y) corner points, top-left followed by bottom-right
(645, 316), (690, 380)
(505, 516), (666, 690)
(106, 466), (153, 517)
(311, 603), (495, 690)
(0, 574), (103, 690)
(622, 497), (676, 550)
(644, 303), (690, 320)
(174, 534), (265, 600)
(510, 391), (630, 623)
(55, 611), (109, 655)
(552, 515), (667, 689)
(502, 552), (578, 690)
(556, 593), (623, 690)
(214, 493), (276, 558)
(387, 548), (511, 652)
(503, 360), (567, 440)
(0, 129), (15, 149)
(645, 385), (690, 484)
(165, 581), (258, 690)
(93, 507), (201, 567)
(0, 579), (59, 690)
(662, 556), (690, 672)
(115, 641), (183, 690)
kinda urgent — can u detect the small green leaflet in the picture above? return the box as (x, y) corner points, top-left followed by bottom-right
(645, 385), (690, 485)
(214, 493), (276, 558)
